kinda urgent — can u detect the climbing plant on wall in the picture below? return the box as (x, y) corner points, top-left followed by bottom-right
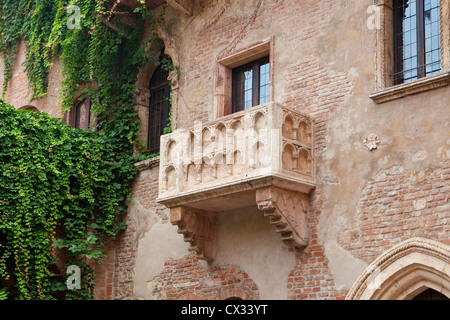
(0, 100), (134, 299)
(0, 0), (167, 299)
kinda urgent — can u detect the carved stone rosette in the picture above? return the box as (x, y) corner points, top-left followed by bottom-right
(256, 186), (309, 249)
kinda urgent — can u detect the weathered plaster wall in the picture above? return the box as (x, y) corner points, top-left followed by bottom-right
(214, 207), (295, 300)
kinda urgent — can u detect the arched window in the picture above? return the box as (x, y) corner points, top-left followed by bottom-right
(148, 64), (171, 154)
(71, 97), (92, 130)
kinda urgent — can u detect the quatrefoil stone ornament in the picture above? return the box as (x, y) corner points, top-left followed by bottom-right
(364, 134), (380, 151)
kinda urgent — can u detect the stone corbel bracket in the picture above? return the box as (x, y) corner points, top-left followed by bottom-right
(256, 186), (310, 249)
(170, 206), (217, 261)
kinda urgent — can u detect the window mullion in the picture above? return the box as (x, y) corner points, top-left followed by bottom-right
(232, 70), (237, 113)
(163, 86), (170, 129)
(87, 98), (91, 130)
(393, 1), (400, 84)
(417, 0), (426, 78)
(252, 62), (259, 107)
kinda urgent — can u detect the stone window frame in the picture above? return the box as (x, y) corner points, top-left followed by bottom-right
(370, 0), (450, 103)
(71, 97), (92, 130)
(214, 37), (275, 118)
(64, 93), (97, 131)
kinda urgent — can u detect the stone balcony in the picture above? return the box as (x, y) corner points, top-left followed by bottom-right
(157, 102), (315, 261)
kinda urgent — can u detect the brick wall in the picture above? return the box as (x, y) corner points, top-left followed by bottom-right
(0, 41), (31, 109)
(0, 40), (63, 117)
(92, 240), (117, 300)
(111, 163), (163, 300)
(287, 184), (348, 300)
(341, 161), (450, 264)
(282, 55), (354, 300)
(283, 55), (354, 153)
(151, 253), (259, 300)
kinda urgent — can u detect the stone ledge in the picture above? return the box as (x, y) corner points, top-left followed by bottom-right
(134, 156), (160, 171)
(369, 71), (450, 104)
(157, 173), (315, 211)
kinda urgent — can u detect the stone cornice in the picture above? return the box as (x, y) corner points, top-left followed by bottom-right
(156, 173), (315, 209)
(134, 156), (160, 171)
(370, 71), (450, 104)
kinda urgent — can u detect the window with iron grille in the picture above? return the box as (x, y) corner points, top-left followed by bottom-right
(393, 0), (441, 84)
(148, 66), (171, 154)
(232, 56), (270, 113)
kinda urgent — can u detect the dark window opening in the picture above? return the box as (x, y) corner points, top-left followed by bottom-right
(232, 56), (270, 113)
(412, 288), (449, 300)
(148, 65), (171, 154)
(71, 98), (92, 131)
(393, 0), (441, 85)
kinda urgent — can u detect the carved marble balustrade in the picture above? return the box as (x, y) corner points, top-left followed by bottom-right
(157, 102), (316, 261)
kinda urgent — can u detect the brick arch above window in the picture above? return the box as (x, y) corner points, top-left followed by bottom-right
(175, 290), (208, 300)
(19, 105), (38, 111)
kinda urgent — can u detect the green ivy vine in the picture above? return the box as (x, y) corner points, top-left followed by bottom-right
(0, 0), (168, 299)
